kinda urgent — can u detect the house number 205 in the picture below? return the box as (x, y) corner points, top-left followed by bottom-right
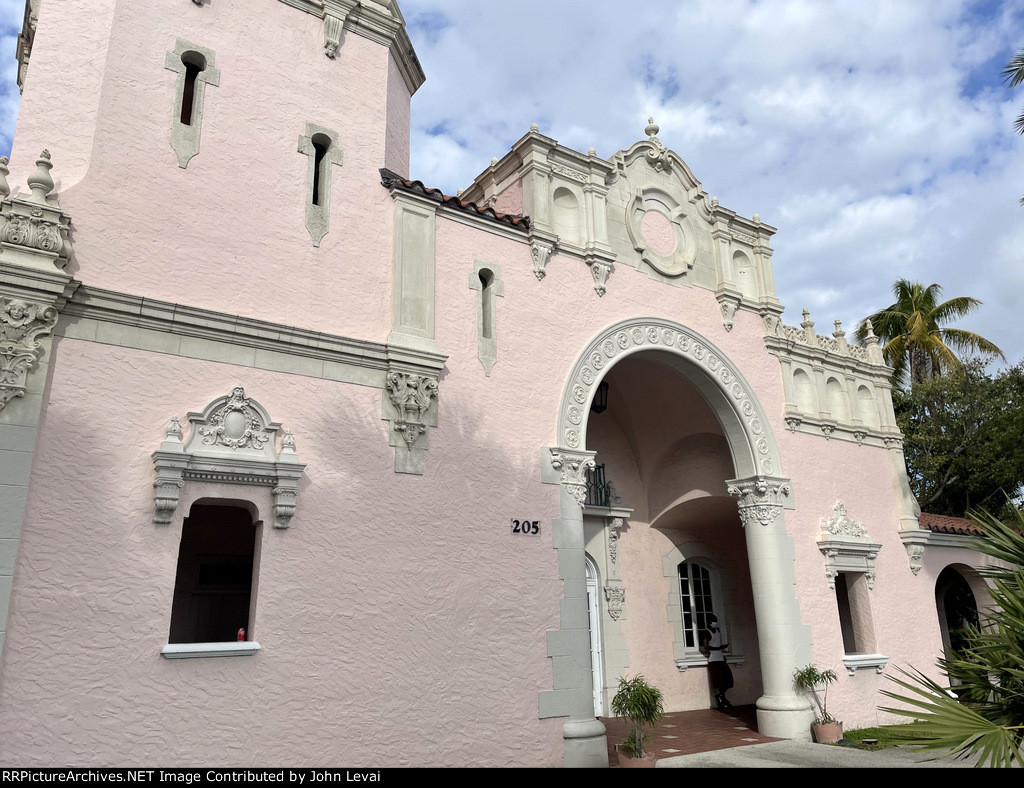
(511, 519), (540, 535)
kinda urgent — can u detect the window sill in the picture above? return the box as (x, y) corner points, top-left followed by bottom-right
(842, 653), (888, 675)
(675, 654), (745, 672)
(161, 641), (261, 659)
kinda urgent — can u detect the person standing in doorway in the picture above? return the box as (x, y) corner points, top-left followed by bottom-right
(700, 614), (734, 711)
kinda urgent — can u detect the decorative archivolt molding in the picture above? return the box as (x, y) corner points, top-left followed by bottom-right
(0, 297), (57, 411)
(557, 317), (781, 478)
(817, 501), (881, 589)
(727, 477), (792, 528)
(152, 387), (306, 528)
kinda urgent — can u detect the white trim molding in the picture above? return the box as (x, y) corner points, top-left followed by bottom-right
(842, 653), (889, 676)
(161, 641), (261, 659)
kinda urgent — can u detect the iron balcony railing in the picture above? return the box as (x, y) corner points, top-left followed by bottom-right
(585, 463), (611, 507)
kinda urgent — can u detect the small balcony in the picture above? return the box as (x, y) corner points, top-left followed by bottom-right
(585, 463), (613, 507)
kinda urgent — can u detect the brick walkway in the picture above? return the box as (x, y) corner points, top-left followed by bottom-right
(603, 705), (782, 765)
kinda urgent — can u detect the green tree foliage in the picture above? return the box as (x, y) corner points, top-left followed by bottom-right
(880, 509), (1024, 767)
(894, 361), (1024, 518)
(854, 280), (1004, 386)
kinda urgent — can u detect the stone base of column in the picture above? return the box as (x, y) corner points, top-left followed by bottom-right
(563, 718), (609, 768)
(756, 694), (815, 740)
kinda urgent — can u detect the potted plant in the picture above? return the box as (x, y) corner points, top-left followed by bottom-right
(610, 674), (664, 768)
(793, 664), (842, 744)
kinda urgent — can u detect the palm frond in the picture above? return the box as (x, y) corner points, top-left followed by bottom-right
(1004, 48), (1024, 88)
(880, 667), (1024, 767)
(940, 328), (1006, 360)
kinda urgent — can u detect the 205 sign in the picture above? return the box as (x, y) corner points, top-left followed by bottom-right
(511, 518), (540, 535)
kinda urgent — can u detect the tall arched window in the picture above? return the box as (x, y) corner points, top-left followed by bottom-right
(678, 561), (723, 650)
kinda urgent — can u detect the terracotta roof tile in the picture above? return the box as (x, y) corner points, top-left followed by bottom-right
(380, 168), (530, 230)
(919, 512), (984, 536)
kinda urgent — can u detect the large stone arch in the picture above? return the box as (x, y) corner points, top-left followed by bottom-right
(542, 317), (812, 768)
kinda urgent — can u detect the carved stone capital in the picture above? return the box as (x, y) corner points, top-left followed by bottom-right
(383, 369), (439, 474)
(549, 448), (596, 506)
(726, 476), (791, 528)
(0, 296), (57, 411)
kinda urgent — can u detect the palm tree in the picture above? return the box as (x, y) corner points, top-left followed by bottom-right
(879, 506), (1024, 768)
(854, 280), (1004, 386)
(1004, 46), (1024, 204)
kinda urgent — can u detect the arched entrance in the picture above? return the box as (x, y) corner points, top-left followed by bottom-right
(935, 565), (981, 662)
(543, 318), (812, 768)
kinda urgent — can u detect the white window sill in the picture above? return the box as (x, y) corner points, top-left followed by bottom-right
(675, 654), (745, 672)
(161, 641), (261, 659)
(842, 653), (888, 675)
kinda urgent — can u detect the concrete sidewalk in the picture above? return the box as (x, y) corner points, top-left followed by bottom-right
(656, 739), (990, 768)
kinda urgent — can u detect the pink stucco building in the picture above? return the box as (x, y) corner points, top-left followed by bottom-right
(0, 0), (995, 768)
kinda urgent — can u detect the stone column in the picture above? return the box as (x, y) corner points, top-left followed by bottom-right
(727, 476), (814, 739)
(541, 448), (608, 768)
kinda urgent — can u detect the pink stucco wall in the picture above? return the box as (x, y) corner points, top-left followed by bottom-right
(10, 0), (410, 342)
(1, 0), (982, 760)
(0, 338), (564, 766)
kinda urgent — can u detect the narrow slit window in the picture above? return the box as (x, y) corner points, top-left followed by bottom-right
(479, 269), (494, 339)
(179, 53), (206, 126)
(312, 134), (330, 206)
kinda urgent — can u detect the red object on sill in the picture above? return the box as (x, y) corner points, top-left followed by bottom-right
(237, 628), (245, 642)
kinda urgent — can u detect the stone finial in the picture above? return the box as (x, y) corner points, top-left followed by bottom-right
(645, 116), (660, 139)
(864, 319), (878, 342)
(490, 157), (498, 166)
(710, 196), (719, 208)
(0, 155), (9, 198)
(530, 123), (539, 132)
(281, 430), (297, 453)
(166, 416), (183, 441)
(456, 187), (463, 197)
(26, 150), (54, 204)
(753, 213), (761, 224)
(833, 320), (845, 339)
(801, 308), (813, 330)
(588, 147), (596, 156)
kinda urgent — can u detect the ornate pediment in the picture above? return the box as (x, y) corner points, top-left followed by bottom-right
(153, 387), (306, 528)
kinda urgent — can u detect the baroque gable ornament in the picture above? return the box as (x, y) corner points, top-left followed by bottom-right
(0, 297), (57, 411)
(152, 387), (306, 528)
(821, 501), (868, 538)
(816, 501), (882, 590)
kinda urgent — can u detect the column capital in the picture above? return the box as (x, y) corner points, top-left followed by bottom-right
(726, 475), (792, 528)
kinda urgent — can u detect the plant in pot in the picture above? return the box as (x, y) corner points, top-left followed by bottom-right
(793, 664), (842, 744)
(610, 674), (664, 768)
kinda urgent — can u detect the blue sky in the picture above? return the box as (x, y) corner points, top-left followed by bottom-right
(2, 0), (1024, 366)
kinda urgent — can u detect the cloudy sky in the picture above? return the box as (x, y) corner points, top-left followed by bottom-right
(2, 0), (1023, 366)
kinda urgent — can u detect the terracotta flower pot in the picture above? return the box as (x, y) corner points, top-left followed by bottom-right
(616, 745), (657, 768)
(811, 721), (843, 744)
